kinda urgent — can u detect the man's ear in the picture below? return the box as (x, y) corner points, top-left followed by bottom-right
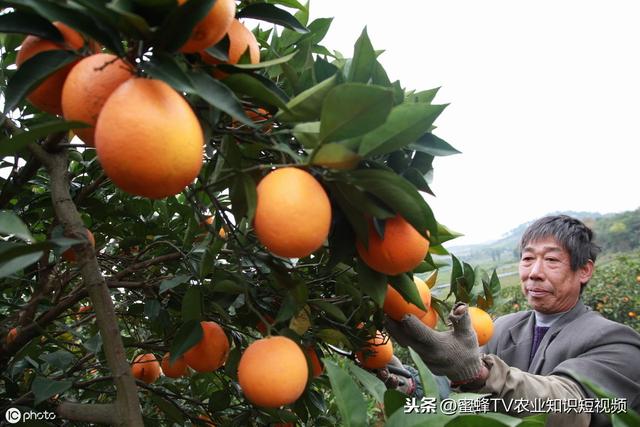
(579, 259), (595, 285)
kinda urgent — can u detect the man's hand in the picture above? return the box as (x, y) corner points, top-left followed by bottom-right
(385, 302), (484, 384)
(375, 356), (417, 395)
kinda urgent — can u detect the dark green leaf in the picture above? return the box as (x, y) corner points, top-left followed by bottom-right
(316, 329), (352, 350)
(152, 0), (215, 52)
(0, 120), (89, 157)
(0, 242), (43, 278)
(311, 300), (347, 323)
(144, 299), (161, 319)
(408, 347), (440, 398)
(150, 394), (186, 424)
(0, 211), (34, 242)
(238, 3), (309, 33)
(83, 333), (102, 353)
(328, 183), (368, 245)
(169, 319), (203, 362)
(223, 73), (290, 111)
(358, 103), (447, 157)
(277, 73), (340, 123)
(159, 274), (190, 294)
(410, 133), (461, 157)
(323, 359), (367, 427)
(181, 286), (202, 322)
(347, 360), (386, 403)
(292, 121), (320, 148)
(41, 350), (75, 371)
(0, 11), (63, 40)
(4, 50), (78, 113)
(384, 389), (408, 418)
(188, 70), (255, 126)
(31, 376), (73, 405)
(319, 83), (394, 142)
(348, 27), (376, 83)
(348, 169), (437, 238)
(356, 259), (387, 308)
(226, 51), (296, 69)
(212, 279), (246, 294)
(141, 52), (194, 93)
(74, 0), (151, 39)
(389, 274), (426, 311)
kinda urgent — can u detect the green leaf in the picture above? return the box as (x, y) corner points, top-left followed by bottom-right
(188, 70), (255, 126)
(83, 333), (102, 353)
(348, 169), (437, 238)
(311, 143), (360, 169)
(223, 73), (290, 111)
(240, 173), (257, 224)
(237, 3), (309, 33)
(140, 52), (194, 93)
(277, 73), (340, 123)
(150, 394), (186, 424)
(212, 279), (247, 294)
(0, 11), (63, 40)
(383, 389), (408, 418)
(181, 286), (202, 322)
(406, 87), (441, 104)
(144, 299), (161, 319)
(316, 329), (352, 350)
(152, 0), (215, 52)
(0, 211), (34, 242)
(323, 360), (367, 427)
(41, 350), (75, 371)
(356, 259), (387, 308)
(410, 133), (461, 157)
(4, 50), (78, 113)
(0, 120), (89, 157)
(0, 242), (43, 278)
(319, 83), (394, 143)
(292, 121), (321, 148)
(389, 274), (427, 311)
(408, 347), (440, 398)
(347, 360), (386, 403)
(74, 0), (151, 39)
(159, 274), (190, 294)
(358, 103), (447, 157)
(386, 411), (450, 427)
(227, 51), (296, 69)
(169, 319), (203, 362)
(348, 27), (376, 83)
(31, 376), (73, 405)
(311, 300), (347, 323)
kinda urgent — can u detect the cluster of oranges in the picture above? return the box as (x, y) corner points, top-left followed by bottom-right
(16, 0), (260, 200)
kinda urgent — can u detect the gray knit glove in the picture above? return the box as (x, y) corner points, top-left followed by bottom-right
(385, 302), (482, 384)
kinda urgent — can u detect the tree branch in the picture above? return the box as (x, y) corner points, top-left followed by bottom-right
(57, 402), (117, 425)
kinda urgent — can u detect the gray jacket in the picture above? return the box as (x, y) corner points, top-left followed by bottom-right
(481, 299), (640, 426)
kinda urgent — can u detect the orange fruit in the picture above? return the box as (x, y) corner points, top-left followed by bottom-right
(161, 352), (189, 378)
(62, 229), (96, 262)
(131, 353), (161, 384)
(183, 321), (230, 372)
(383, 276), (432, 321)
(6, 327), (18, 345)
(238, 336), (308, 408)
(200, 19), (260, 76)
(94, 78), (204, 199)
(467, 307), (494, 346)
(179, 0), (235, 53)
(629, 312), (637, 318)
(420, 307), (438, 329)
(61, 53), (132, 146)
(356, 215), (429, 276)
(254, 167), (331, 258)
(16, 22), (85, 115)
(306, 346), (324, 378)
(355, 330), (393, 369)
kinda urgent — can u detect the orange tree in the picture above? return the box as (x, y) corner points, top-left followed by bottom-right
(0, 1), (554, 426)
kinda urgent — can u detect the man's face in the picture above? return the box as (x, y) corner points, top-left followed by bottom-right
(519, 237), (593, 314)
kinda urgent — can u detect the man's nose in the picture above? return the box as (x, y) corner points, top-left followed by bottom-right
(529, 258), (545, 280)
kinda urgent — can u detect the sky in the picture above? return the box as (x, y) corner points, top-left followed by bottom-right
(306, 0), (640, 245)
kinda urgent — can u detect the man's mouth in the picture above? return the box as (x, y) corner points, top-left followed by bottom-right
(527, 288), (551, 298)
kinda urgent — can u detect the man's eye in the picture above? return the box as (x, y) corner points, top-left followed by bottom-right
(545, 258), (559, 263)
(521, 256), (533, 262)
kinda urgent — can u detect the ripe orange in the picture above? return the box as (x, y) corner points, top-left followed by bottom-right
(629, 311), (637, 318)
(306, 346), (324, 378)
(62, 229), (96, 262)
(467, 307), (494, 346)
(94, 78), (204, 199)
(161, 352), (189, 378)
(355, 330), (393, 369)
(6, 327), (18, 345)
(356, 215), (429, 276)
(383, 276), (432, 321)
(61, 53), (132, 146)
(238, 336), (308, 408)
(200, 19), (260, 76)
(179, 0), (235, 53)
(183, 321), (230, 372)
(254, 167), (331, 258)
(420, 308), (438, 329)
(131, 353), (161, 384)
(16, 22), (85, 115)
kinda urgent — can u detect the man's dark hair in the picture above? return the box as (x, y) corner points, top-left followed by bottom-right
(520, 215), (601, 271)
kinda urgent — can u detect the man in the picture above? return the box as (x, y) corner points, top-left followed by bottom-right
(386, 215), (640, 426)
